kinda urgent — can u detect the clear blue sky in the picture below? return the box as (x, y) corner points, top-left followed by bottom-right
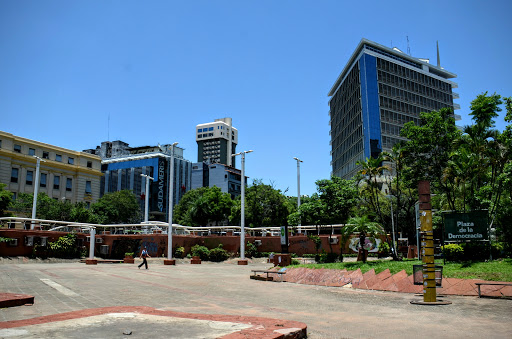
(1, 0), (511, 196)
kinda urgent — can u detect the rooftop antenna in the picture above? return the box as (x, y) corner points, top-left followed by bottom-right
(437, 40), (441, 67)
(407, 36), (411, 55)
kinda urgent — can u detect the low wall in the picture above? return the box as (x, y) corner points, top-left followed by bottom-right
(0, 229), (385, 259)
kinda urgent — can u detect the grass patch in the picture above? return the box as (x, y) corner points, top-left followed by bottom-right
(293, 258), (512, 282)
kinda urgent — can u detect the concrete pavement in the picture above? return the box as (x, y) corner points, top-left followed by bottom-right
(1, 258), (511, 338)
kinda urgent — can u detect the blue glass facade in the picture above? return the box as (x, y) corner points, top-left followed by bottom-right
(359, 54), (382, 160)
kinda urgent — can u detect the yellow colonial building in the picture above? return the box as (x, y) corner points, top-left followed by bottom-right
(0, 131), (102, 206)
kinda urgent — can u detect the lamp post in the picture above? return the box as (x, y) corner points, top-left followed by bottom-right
(140, 173), (154, 223)
(234, 150), (253, 264)
(387, 195), (397, 256)
(31, 156), (45, 230)
(293, 157), (303, 233)
(166, 142), (178, 264)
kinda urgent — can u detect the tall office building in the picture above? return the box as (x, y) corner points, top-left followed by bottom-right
(328, 39), (460, 179)
(196, 118), (238, 167)
(84, 141), (192, 222)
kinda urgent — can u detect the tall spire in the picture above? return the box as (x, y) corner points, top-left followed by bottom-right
(437, 41), (441, 67)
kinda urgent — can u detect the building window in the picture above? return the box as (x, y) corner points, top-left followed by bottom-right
(208, 127), (213, 131)
(0, 140), (2, 148)
(54, 176), (60, 190)
(26, 171), (34, 185)
(68, 157), (74, 165)
(66, 178), (72, 191)
(40, 173), (47, 188)
(29, 148), (35, 156)
(43, 151), (49, 159)
(11, 168), (19, 183)
(14, 144), (21, 153)
(85, 181), (92, 194)
(198, 129), (202, 133)
(87, 161), (92, 168)
(56, 154), (62, 162)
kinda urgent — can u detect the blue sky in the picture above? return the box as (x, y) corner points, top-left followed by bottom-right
(1, 0), (511, 196)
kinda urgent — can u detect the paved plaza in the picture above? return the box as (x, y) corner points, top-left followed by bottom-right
(1, 258), (511, 338)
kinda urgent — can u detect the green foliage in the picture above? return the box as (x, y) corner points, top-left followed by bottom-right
(191, 244), (210, 260)
(209, 244), (229, 262)
(307, 235), (322, 252)
(231, 180), (292, 227)
(315, 250), (340, 263)
(245, 241), (258, 258)
(9, 192), (33, 215)
(0, 183), (13, 217)
(174, 246), (185, 259)
(124, 252), (134, 257)
(0, 237), (13, 243)
(378, 241), (390, 257)
(174, 187), (232, 226)
(90, 190), (141, 224)
(48, 233), (80, 258)
(442, 243), (464, 261)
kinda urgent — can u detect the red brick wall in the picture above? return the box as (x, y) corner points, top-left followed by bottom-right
(0, 230), (387, 258)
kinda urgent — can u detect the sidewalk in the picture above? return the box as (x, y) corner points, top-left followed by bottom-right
(1, 259), (511, 338)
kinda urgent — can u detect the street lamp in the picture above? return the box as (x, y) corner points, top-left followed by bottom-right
(234, 150), (253, 262)
(293, 157), (303, 234)
(140, 173), (154, 223)
(386, 195), (397, 257)
(31, 156), (45, 229)
(167, 142), (178, 261)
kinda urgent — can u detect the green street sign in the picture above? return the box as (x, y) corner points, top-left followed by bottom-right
(443, 210), (488, 241)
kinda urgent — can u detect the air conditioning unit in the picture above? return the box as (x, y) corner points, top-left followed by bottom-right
(96, 238), (103, 243)
(254, 240), (262, 246)
(9, 239), (18, 246)
(25, 236), (34, 247)
(40, 237), (48, 247)
(329, 237), (339, 244)
(86, 236), (91, 242)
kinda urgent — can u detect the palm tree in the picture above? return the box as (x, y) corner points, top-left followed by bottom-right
(343, 216), (385, 263)
(356, 154), (390, 224)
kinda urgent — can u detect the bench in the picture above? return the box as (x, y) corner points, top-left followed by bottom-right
(251, 269), (286, 282)
(475, 282), (512, 297)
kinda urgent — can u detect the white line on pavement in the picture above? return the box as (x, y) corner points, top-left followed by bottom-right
(40, 278), (79, 296)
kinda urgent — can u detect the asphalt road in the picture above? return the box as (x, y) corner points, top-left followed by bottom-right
(1, 258), (511, 338)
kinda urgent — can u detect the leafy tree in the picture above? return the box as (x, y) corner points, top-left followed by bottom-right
(343, 215), (384, 263)
(9, 192), (33, 216)
(173, 187), (209, 225)
(0, 183), (13, 217)
(90, 190), (141, 224)
(356, 154), (389, 224)
(400, 107), (461, 210)
(231, 180), (292, 227)
(174, 187), (232, 226)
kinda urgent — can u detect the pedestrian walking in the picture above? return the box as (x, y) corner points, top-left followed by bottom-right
(138, 246), (150, 269)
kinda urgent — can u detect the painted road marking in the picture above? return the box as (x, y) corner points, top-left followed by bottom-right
(40, 279), (79, 296)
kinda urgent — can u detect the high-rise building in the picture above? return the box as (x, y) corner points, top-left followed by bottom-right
(196, 118), (238, 167)
(328, 39), (460, 179)
(84, 141), (192, 222)
(0, 131), (102, 207)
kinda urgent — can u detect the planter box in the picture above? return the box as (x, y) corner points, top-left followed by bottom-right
(123, 257), (134, 264)
(191, 256), (201, 264)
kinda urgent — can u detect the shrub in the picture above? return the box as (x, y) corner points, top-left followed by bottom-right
(49, 233), (80, 258)
(315, 250), (340, 263)
(442, 243), (464, 261)
(291, 259), (300, 265)
(245, 241), (258, 258)
(209, 244), (229, 262)
(191, 245), (210, 260)
(378, 241), (390, 258)
(174, 246), (185, 259)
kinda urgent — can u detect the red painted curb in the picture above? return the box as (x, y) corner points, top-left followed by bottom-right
(0, 306), (307, 338)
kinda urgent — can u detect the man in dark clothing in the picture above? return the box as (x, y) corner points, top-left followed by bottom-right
(138, 246), (150, 269)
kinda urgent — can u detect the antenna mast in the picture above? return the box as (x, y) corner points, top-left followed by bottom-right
(437, 41), (441, 67)
(407, 36), (411, 55)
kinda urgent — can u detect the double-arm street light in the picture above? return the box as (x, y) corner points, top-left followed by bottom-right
(167, 142), (179, 262)
(293, 157), (303, 233)
(31, 155), (45, 230)
(234, 150), (253, 262)
(140, 173), (154, 223)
